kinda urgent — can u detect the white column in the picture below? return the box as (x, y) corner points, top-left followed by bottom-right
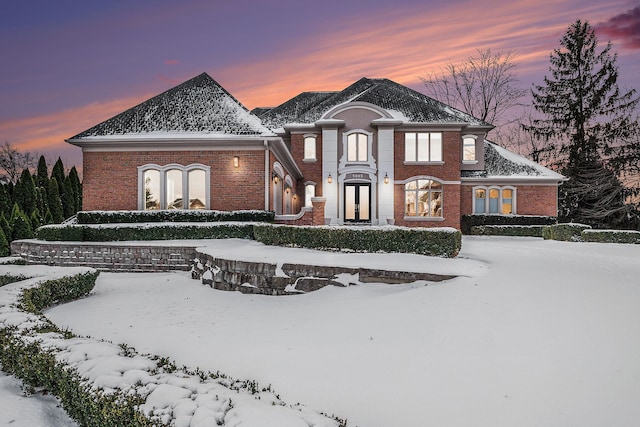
(377, 126), (395, 224)
(322, 127), (339, 224)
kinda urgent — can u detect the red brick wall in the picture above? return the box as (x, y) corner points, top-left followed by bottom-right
(392, 131), (462, 229)
(291, 133), (323, 196)
(460, 184), (559, 216)
(82, 150), (266, 211)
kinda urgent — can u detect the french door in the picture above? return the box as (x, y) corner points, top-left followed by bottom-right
(344, 183), (370, 223)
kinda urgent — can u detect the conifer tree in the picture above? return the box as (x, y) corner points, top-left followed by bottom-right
(36, 155), (49, 188)
(51, 157), (65, 186)
(526, 20), (640, 228)
(0, 184), (11, 218)
(10, 205), (34, 241)
(47, 177), (64, 223)
(0, 214), (11, 244)
(68, 166), (82, 211)
(62, 175), (76, 219)
(30, 208), (43, 231)
(0, 226), (8, 256)
(15, 169), (37, 215)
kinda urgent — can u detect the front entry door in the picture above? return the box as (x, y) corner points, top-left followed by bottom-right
(344, 183), (370, 223)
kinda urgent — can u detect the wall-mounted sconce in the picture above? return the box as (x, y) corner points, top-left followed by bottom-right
(272, 172), (279, 184)
(327, 173), (333, 184)
(384, 173), (390, 184)
(233, 156), (239, 168)
(285, 187), (290, 194)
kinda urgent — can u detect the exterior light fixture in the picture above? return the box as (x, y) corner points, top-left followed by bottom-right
(272, 173), (279, 184)
(327, 173), (333, 184)
(384, 173), (390, 184)
(233, 156), (239, 168)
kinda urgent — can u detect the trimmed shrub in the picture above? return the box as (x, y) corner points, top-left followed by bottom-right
(76, 210), (275, 224)
(469, 225), (545, 237)
(254, 224), (462, 257)
(581, 229), (640, 244)
(542, 223), (592, 241)
(36, 223), (255, 242)
(461, 214), (556, 235)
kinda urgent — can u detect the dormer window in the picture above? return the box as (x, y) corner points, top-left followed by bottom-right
(347, 132), (368, 162)
(463, 135), (477, 163)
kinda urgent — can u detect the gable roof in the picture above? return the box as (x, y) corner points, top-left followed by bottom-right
(258, 77), (492, 129)
(69, 73), (272, 140)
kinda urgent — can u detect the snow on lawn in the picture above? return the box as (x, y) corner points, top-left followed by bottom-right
(0, 368), (78, 427)
(45, 236), (640, 427)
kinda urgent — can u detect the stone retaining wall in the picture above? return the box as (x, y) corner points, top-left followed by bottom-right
(11, 240), (456, 294)
(11, 241), (197, 272)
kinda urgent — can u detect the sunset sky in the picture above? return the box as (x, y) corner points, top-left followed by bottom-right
(1, 0), (639, 170)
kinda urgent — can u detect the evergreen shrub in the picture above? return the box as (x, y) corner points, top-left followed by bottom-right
(461, 214), (556, 234)
(76, 210), (275, 224)
(542, 223), (592, 241)
(469, 225), (545, 237)
(581, 229), (640, 244)
(36, 223), (255, 242)
(254, 224), (462, 257)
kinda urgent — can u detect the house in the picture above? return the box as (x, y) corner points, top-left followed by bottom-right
(67, 72), (565, 229)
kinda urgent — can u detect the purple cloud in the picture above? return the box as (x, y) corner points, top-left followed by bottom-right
(596, 6), (640, 49)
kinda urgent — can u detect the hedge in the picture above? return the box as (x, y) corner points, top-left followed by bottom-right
(254, 224), (462, 257)
(36, 223), (255, 242)
(461, 214), (556, 235)
(469, 225), (545, 238)
(542, 223), (592, 242)
(581, 229), (640, 244)
(76, 210), (275, 224)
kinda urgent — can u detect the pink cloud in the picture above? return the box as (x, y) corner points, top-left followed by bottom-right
(164, 59), (180, 65)
(596, 6), (640, 49)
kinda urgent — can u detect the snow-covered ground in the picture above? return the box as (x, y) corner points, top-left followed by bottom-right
(5, 236), (640, 426)
(0, 368), (78, 426)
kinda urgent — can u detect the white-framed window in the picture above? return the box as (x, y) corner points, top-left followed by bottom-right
(304, 182), (316, 207)
(303, 135), (317, 161)
(405, 132), (443, 162)
(463, 135), (477, 162)
(347, 132), (368, 162)
(139, 164), (210, 210)
(405, 178), (443, 218)
(473, 186), (515, 214)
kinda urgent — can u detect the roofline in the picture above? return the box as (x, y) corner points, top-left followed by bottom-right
(66, 135), (281, 151)
(461, 176), (568, 185)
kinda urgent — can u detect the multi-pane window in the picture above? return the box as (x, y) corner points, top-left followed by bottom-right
(474, 186), (515, 214)
(304, 136), (316, 160)
(347, 132), (368, 162)
(140, 164), (209, 210)
(405, 179), (443, 218)
(405, 132), (442, 162)
(463, 137), (476, 162)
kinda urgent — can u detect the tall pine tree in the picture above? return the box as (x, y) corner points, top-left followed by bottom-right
(526, 20), (640, 228)
(36, 155), (49, 188)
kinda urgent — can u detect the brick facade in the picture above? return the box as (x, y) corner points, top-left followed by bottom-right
(83, 150), (267, 211)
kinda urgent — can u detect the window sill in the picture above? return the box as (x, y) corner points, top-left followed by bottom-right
(404, 161), (444, 166)
(462, 160), (478, 164)
(303, 158), (317, 163)
(403, 216), (445, 222)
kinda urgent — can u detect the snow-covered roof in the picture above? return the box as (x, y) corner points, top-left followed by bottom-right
(258, 77), (492, 129)
(462, 141), (566, 181)
(69, 73), (273, 140)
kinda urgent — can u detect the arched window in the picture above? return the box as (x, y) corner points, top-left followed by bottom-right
(463, 135), (477, 162)
(304, 182), (316, 207)
(138, 164), (210, 210)
(405, 178), (443, 218)
(347, 132), (368, 162)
